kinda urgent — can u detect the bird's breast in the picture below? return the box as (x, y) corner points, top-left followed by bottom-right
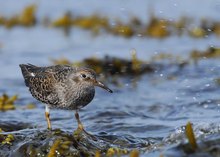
(63, 86), (95, 110)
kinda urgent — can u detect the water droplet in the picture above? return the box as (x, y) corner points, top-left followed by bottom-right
(204, 104), (208, 108)
(169, 18), (173, 22)
(205, 84), (210, 87)
(207, 99), (211, 103)
(137, 34), (142, 37)
(111, 22), (116, 26)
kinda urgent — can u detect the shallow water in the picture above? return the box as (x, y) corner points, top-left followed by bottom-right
(1, 1), (220, 156)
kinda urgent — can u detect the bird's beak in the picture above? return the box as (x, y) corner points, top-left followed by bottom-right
(94, 80), (113, 93)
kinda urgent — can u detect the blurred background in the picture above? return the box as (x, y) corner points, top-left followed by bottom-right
(1, 0), (220, 156)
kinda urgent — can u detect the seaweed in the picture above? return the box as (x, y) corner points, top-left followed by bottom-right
(0, 94), (36, 111)
(214, 78), (220, 86)
(191, 47), (220, 60)
(185, 122), (198, 152)
(0, 128), (145, 157)
(0, 94), (17, 111)
(51, 52), (155, 77)
(1, 5), (36, 28)
(1, 5), (220, 38)
(0, 129), (15, 146)
(145, 16), (170, 38)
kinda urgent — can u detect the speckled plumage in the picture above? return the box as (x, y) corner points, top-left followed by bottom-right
(20, 64), (109, 110)
(19, 63), (112, 130)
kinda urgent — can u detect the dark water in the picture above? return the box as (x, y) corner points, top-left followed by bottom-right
(1, 0), (220, 156)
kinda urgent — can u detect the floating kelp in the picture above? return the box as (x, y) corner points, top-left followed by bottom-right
(73, 15), (109, 31)
(0, 129), (15, 146)
(19, 5), (36, 27)
(51, 57), (74, 65)
(163, 123), (220, 157)
(110, 24), (134, 38)
(106, 147), (129, 156)
(145, 16), (170, 38)
(189, 19), (220, 38)
(52, 13), (109, 36)
(0, 94), (36, 111)
(214, 78), (220, 85)
(1, 4), (220, 38)
(185, 122), (198, 152)
(129, 149), (139, 157)
(50, 14), (220, 38)
(51, 52), (155, 77)
(0, 94), (17, 111)
(52, 12), (72, 28)
(188, 26), (207, 38)
(213, 22), (220, 36)
(0, 5), (36, 28)
(190, 47), (220, 60)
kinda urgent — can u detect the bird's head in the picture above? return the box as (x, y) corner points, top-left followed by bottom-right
(72, 68), (113, 93)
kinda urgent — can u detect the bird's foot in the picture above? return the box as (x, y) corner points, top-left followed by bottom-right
(77, 123), (84, 131)
(47, 127), (52, 131)
(74, 124), (97, 141)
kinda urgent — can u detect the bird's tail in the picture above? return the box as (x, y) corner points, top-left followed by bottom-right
(19, 64), (38, 86)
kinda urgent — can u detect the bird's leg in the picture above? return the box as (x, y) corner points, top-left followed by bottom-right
(74, 111), (97, 140)
(75, 111), (84, 130)
(45, 105), (52, 130)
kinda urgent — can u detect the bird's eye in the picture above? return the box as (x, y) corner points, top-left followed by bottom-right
(81, 74), (86, 78)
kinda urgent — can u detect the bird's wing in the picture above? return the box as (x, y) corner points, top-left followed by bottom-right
(20, 64), (74, 85)
(28, 71), (58, 104)
(41, 65), (75, 81)
(20, 64), (74, 105)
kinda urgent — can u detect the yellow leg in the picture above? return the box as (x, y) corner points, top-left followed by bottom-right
(74, 111), (97, 140)
(45, 112), (52, 130)
(75, 111), (84, 130)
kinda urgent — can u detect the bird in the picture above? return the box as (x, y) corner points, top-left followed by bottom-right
(19, 64), (113, 131)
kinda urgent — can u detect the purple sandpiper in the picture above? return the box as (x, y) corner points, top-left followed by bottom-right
(19, 64), (113, 131)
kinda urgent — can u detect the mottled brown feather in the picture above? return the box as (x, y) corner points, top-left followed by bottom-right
(20, 64), (75, 105)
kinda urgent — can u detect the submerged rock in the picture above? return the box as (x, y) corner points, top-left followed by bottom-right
(0, 127), (151, 157)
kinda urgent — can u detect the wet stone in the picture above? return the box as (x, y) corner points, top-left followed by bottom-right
(0, 127), (153, 157)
